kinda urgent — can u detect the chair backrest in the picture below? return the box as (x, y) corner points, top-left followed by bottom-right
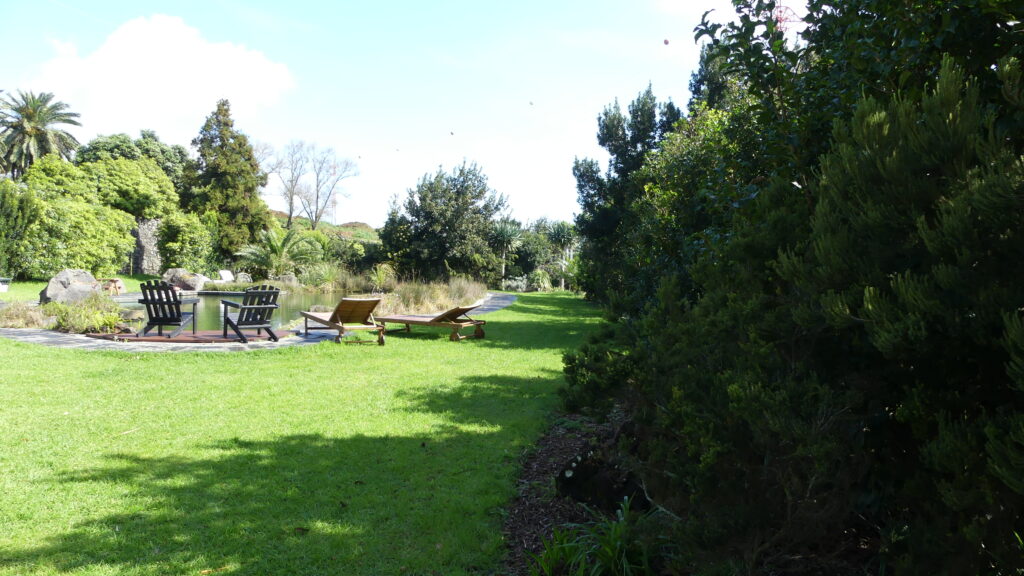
(329, 298), (381, 324)
(236, 285), (280, 326)
(139, 280), (182, 321)
(431, 305), (479, 323)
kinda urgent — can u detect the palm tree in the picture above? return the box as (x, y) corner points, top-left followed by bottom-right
(0, 91), (81, 178)
(234, 228), (322, 279)
(491, 218), (523, 280)
(547, 220), (576, 290)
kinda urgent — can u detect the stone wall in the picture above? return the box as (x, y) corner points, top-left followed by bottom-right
(126, 218), (162, 275)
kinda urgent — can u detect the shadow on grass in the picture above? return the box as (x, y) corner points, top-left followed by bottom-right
(2, 374), (567, 575)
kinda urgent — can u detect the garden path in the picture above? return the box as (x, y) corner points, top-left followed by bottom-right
(0, 293), (517, 353)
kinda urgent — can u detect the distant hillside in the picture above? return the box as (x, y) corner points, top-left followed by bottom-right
(270, 211), (380, 243)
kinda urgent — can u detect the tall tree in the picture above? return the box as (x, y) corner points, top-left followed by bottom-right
(546, 220), (576, 290)
(0, 91), (81, 178)
(268, 140), (309, 229)
(381, 163), (506, 281)
(186, 99), (272, 260)
(264, 140), (307, 227)
(573, 85), (680, 308)
(490, 217), (523, 279)
(299, 147), (357, 230)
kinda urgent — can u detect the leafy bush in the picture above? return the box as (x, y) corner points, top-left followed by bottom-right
(501, 275), (528, 293)
(15, 197), (135, 279)
(367, 263), (397, 293)
(44, 293), (121, 333)
(81, 157), (178, 219)
(157, 212), (213, 273)
(527, 269), (551, 292)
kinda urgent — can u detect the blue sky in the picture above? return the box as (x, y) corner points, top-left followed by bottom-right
(2, 0), (737, 226)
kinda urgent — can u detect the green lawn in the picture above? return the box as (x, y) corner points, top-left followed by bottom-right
(0, 292), (598, 575)
(0, 274), (159, 303)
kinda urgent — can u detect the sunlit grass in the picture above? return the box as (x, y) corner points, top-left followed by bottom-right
(0, 292), (599, 575)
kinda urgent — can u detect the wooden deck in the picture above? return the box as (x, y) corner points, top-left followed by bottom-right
(86, 330), (280, 344)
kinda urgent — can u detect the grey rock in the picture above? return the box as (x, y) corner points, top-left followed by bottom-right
(162, 268), (212, 291)
(39, 269), (101, 304)
(277, 273), (298, 285)
(128, 218), (163, 275)
(236, 272), (253, 283)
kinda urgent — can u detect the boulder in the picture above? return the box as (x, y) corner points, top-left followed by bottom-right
(217, 270), (235, 282)
(39, 269), (102, 304)
(277, 273), (298, 286)
(236, 272), (253, 283)
(162, 268), (212, 291)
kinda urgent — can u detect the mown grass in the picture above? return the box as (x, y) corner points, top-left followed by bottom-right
(0, 274), (159, 303)
(0, 292), (599, 575)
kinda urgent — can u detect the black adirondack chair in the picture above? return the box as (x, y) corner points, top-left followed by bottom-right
(222, 285), (280, 343)
(138, 280), (197, 337)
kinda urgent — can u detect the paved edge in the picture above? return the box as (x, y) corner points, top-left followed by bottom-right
(0, 292), (518, 353)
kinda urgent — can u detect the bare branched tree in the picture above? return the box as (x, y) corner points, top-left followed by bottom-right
(268, 140), (311, 229)
(299, 147), (357, 230)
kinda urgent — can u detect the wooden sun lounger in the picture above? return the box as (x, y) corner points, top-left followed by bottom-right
(377, 305), (486, 342)
(299, 297), (385, 345)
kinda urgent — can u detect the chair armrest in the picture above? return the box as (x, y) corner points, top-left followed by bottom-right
(235, 304), (280, 311)
(221, 300), (240, 308)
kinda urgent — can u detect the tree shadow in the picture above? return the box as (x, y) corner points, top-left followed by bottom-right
(3, 372), (569, 575)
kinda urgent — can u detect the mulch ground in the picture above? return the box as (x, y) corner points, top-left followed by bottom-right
(501, 413), (617, 576)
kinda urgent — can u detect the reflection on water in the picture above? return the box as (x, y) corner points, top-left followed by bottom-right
(125, 291), (348, 332)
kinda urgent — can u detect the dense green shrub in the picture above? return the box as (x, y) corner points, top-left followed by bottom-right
(381, 163), (505, 283)
(44, 293), (121, 333)
(563, 1), (1024, 572)
(81, 157), (178, 219)
(15, 197), (135, 279)
(157, 212), (213, 273)
(0, 180), (40, 277)
(527, 269), (551, 292)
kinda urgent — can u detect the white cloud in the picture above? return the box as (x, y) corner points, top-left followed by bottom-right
(27, 14), (294, 147)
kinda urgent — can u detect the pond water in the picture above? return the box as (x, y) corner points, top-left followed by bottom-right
(124, 291), (348, 332)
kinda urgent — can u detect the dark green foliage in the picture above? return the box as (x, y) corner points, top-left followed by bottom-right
(77, 131), (189, 195)
(74, 134), (142, 163)
(185, 100), (272, 260)
(563, 0), (1024, 573)
(380, 163), (506, 282)
(0, 180), (40, 277)
(157, 212), (213, 273)
(573, 85), (681, 309)
(774, 60), (1024, 572)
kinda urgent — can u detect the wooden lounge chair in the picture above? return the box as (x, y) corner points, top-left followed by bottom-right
(377, 305), (486, 342)
(299, 297), (385, 345)
(222, 285), (280, 343)
(138, 280), (197, 338)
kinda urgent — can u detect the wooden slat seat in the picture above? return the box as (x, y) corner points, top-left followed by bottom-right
(299, 297), (385, 345)
(222, 285), (281, 343)
(138, 280), (196, 338)
(377, 305), (486, 342)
